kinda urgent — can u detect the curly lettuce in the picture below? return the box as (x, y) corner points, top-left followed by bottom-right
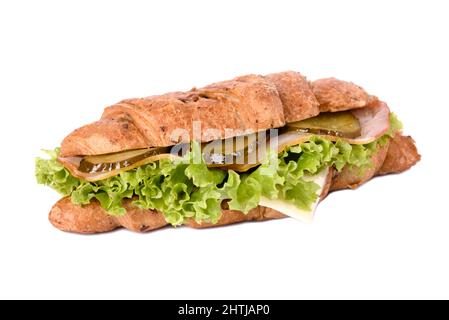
(35, 114), (401, 225)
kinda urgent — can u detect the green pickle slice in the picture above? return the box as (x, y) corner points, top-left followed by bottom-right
(202, 133), (258, 166)
(78, 147), (169, 173)
(286, 111), (361, 138)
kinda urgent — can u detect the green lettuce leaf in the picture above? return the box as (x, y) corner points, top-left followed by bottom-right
(282, 179), (321, 211)
(227, 175), (261, 213)
(36, 113), (403, 225)
(35, 148), (81, 195)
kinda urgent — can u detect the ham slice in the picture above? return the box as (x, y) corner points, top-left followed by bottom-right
(275, 100), (391, 148)
(348, 100), (390, 144)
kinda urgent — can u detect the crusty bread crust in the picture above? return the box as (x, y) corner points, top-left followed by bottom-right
(265, 71), (320, 122)
(377, 135), (421, 175)
(60, 74), (285, 157)
(49, 197), (167, 234)
(311, 77), (371, 112)
(48, 197), (285, 234)
(48, 134), (420, 234)
(59, 72), (374, 157)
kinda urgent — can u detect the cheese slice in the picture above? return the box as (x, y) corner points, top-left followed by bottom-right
(259, 167), (329, 223)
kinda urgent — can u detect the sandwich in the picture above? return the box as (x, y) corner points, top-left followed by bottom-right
(35, 71), (420, 233)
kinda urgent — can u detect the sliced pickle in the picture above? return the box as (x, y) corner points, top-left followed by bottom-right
(287, 111), (361, 138)
(78, 147), (169, 174)
(202, 133), (258, 165)
(84, 148), (156, 164)
(203, 131), (313, 172)
(60, 153), (177, 182)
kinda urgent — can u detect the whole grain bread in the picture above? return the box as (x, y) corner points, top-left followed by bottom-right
(60, 72), (373, 157)
(265, 71), (320, 122)
(377, 135), (420, 175)
(311, 77), (372, 112)
(60, 74), (285, 157)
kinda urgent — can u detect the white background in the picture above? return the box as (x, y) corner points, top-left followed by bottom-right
(0, 0), (448, 299)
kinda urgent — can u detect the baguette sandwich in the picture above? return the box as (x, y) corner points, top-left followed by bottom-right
(36, 71), (420, 233)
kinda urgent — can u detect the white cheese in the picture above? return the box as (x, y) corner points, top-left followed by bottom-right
(259, 167), (329, 223)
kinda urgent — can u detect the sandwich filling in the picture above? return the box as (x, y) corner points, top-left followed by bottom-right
(36, 110), (402, 226)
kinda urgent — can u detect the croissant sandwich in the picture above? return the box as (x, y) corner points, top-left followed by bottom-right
(36, 71), (420, 234)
